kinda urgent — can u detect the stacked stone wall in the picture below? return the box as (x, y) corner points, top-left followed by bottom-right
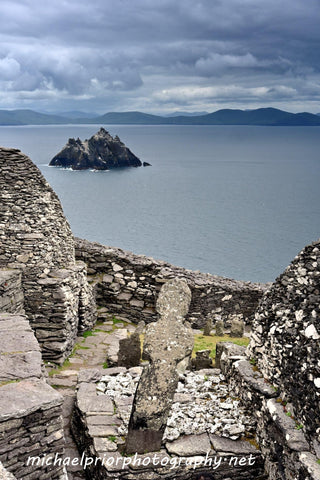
(0, 148), (74, 274)
(75, 238), (266, 327)
(248, 239), (320, 447)
(0, 380), (65, 480)
(0, 147), (96, 363)
(0, 313), (65, 480)
(0, 269), (24, 314)
(219, 343), (320, 480)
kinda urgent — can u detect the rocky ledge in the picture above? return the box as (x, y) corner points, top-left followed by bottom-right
(49, 128), (142, 170)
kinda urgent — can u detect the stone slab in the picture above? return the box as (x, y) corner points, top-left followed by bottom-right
(209, 434), (258, 454)
(0, 379), (63, 421)
(0, 351), (42, 381)
(77, 383), (114, 415)
(166, 433), (211, 456)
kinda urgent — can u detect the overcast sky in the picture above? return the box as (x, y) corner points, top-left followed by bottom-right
(0, 0), (320, 114)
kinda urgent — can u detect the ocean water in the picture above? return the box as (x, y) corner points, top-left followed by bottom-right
(0, 124), (319, 283)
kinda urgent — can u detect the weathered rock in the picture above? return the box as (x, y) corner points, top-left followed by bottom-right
(203, 315), (212, 336)
(0, 313), (42, 381)
(215, 319), (225, 336)
(49, 128), (142, 170)
(125, 278), (194, 453)
(166, 433), (211, 456)
(135, 320), (145, 334)
(0, 462), (17, 479)
(118, 332), (141, 368)
(191, 350), (212, 370)
(230, 318), (244, 337)
(215, 342), (246, 371)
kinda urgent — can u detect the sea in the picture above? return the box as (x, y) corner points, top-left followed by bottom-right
(0, 124), (319, 284)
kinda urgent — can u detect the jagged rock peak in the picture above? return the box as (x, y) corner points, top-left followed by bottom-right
(49, 127), (142, 170)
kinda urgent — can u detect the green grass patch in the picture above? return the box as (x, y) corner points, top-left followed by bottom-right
(93, 328), (105, 333)
(112, 317), (124, 325)
(82, 330), (95, 338)
(102, 361), (109, 369)
(192, 334), (250, 361)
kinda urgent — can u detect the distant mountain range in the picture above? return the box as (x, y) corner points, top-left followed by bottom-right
(1, 107), (320, 126)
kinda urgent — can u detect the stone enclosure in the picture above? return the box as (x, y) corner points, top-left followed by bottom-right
(0, 146), (320, 480)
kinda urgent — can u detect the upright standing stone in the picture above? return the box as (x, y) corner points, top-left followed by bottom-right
(203, 315), (213, 336)
(215, 319), (224, 336)
(230, 318), (244, 337)
(125, 278), (194, 454)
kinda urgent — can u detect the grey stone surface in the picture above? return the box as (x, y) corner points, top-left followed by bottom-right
(215, 342), (246, 370)
(0, 461), (17, 479)
(0, 313), (42, 381)
(209, 434), (258, 454)
(230, 318), (244, 337)
(215, 319), (224, 336)
(166, 433), (211, 456)
(203, 316), (212, 336)
(126, 279), (194, 453)
(0, 379), (63, 421)
(77, 383), (114, 415)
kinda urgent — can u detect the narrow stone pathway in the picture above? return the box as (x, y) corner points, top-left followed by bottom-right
(46, 315), (134, 480)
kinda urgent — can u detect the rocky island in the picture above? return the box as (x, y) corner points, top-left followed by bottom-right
(49, 127), (142, 170)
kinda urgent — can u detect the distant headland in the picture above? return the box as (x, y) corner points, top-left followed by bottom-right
(1, 107), (320, 126)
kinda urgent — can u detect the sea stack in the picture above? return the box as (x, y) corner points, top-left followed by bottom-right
(49, 127), (142, 170)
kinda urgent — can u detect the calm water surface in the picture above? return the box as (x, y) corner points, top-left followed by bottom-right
(0, 124), (319, 283)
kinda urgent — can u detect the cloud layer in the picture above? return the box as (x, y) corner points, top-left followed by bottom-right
(0, 0), (319, 113)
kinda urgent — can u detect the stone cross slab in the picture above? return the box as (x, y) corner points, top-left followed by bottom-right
(125, 278), (194, 454)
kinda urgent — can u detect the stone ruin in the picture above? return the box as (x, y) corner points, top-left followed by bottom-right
(0, 147), (97, 363)
(0, 146), (319, 480)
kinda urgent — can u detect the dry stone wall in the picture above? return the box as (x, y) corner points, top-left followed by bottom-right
(219, 342), (320, 480)
(0, 147), (97, 363)
(248, 239), (320, 447)
(0, 313), (65, 480)
(75, 238), (266, 328)
(0, 269), (24, 314)
(0, 148), (74, 274)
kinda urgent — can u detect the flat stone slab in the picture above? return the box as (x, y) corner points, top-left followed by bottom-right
(0, 314), (42, 381)
(0, 351), (42, 381)
(77, 383), (114, 415)
(0, 379), (63, 421)
(166, 433), (211, 456)
(209, 434), (258, 454)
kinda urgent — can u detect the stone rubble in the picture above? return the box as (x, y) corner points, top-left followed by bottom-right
(96, 369), (255, 443)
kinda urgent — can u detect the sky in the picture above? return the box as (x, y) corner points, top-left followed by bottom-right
(0, 0), (320, 115)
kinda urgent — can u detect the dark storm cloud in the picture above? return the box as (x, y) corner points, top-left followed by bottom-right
(0, 0), (319, 112)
